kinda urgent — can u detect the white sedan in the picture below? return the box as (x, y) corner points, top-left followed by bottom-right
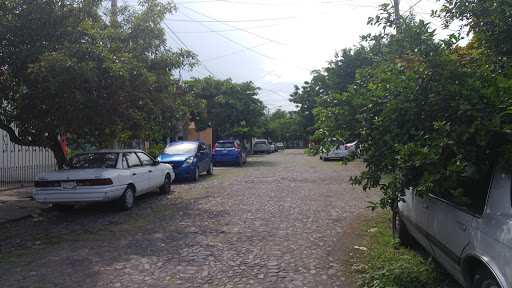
(319, 141), (357, 161)
(33, 149), (174, 210)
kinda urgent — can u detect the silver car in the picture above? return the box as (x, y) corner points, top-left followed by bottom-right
(393, 161), (511, 288)
(253, 139), (271, 154)
(319, 140), (356, 161)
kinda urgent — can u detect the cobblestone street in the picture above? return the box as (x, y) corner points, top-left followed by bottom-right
(0, 149), (379, 287)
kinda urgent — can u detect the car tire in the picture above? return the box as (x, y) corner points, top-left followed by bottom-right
(212, 162), (217, 167)
(392, 204), (414, 246)
(471, 266), (501, 288)
(118, 186), (135, 210)
(323, 157), (328, 162)
(159, 174), (171, 194)
(207, 162), (213, 175)
(192, 166), (200, 181)
(238, 157), (243, 167)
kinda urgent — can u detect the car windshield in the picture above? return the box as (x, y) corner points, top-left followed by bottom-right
(65, 153), (119, 169)
(216, 142), (235, 148)
(163, 143), (197, 155)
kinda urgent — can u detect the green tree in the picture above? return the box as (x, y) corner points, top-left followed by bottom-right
(0, 0), (197, 168)
(185, 76), (265, 143)
(313, 5), (512, 209)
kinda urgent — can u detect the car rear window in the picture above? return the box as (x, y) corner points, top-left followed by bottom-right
(163, 143), (197, 155)
(216, 142), (235, 148)
(255, 141), (266, 145)
(66, 153), (119, 169)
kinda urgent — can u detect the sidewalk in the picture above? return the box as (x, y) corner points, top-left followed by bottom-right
(0, 186), (52, 224)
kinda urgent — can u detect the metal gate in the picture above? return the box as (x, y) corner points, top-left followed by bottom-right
(1, 128), (57, 188)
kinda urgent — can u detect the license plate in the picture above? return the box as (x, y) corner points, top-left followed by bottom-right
(61, 181), (77, 189)
(222, 150), (228, 153)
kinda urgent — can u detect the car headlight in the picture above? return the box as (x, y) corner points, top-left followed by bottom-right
(182, 157), (194, 167)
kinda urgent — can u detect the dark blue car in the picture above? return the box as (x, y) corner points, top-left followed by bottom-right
(212, 140), (247, 167)
(157, 141), (212, 181)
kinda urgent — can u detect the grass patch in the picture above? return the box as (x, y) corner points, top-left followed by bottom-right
(350, 210), (460, 288)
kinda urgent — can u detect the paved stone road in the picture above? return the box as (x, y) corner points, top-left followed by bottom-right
(0, 149), (379, 287)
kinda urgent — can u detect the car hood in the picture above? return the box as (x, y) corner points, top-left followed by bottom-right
(158, 154), (193, 163)
(35, 168), (111, 181)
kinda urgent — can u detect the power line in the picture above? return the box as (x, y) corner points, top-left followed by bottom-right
(165, 16), (297, 23)
(176, 4), (287, 46)
(163, 21), (218, 78)
(203, 41), (273, 62)
(173, 23), (279, 33)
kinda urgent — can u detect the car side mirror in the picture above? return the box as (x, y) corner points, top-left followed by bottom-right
(153, 160), (160, 166)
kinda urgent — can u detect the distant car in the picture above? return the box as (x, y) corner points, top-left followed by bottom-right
(253, 139), (271, 154)
(33, 149), (174, 210)
(212, 140), (247, 167)
(393, 161), (511, 288)
(269, 143), (276, 153)
(319, 141), (356, 161)
(276, 142), (284, 151)
(157, 141), (213, 181)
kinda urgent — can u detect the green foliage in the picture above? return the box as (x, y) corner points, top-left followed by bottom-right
(147, 143), (166, 159)
(185, 76), (265, 142)
(301, 3), (512, 209)
(351, 211), (457, 288)
(265, 109), (302, 144)
(0, 0), (197, 168)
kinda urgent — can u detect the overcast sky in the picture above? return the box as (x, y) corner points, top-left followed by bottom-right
(120, 0), (460, 112)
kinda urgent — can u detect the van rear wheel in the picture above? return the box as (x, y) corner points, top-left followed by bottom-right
(392, 204), (414, 247)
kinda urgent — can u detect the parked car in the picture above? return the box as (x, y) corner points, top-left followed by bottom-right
(319, 141), (356, 161)
(276, 142), (284, 151)
(157, 141), (212, 181)
(212, 140), (247, 167)
(393, 161), (511, 288)
(253, 139), (271, 154)
(33, 149), (174, 210)
(269, 143), (276, 153)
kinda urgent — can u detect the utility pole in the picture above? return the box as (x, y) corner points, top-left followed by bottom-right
(393, 0), (401, 34)
(111, 0), (117, 19)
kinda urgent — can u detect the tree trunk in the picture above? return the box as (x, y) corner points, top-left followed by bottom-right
(50, 137), (67, 170)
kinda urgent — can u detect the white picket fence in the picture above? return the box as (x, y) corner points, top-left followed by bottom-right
(0, 129), (57, 187)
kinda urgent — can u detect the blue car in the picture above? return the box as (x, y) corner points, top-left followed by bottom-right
(212, 140), (247, 167)
(157, 141), (213, 181)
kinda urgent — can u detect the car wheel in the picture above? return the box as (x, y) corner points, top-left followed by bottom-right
(207, 162), (213, 175)
(118, 186), (135, 210)
(471, 266), (501, 288)
(212, 162), (217, 167)
(159, 174), (171, 194)
(392, 203), (414, 246)
(323, 157), (328, 162)
(192, 166), (200, 181)
(238, 156), (243, 167)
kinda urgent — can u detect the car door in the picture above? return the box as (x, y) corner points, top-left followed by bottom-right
(125, 152), (150, 194)
(402, 188), (434, 255)
(137, 152), (161, 192)
(196, 142), (209, 172)
(427, 162), (494, 285)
